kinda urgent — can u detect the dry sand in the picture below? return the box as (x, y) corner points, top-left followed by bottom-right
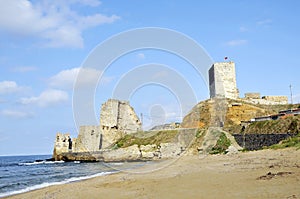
(6, 148), (300, 199)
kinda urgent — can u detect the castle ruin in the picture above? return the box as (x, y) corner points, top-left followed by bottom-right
(209, 61), (288, 105)
(53, 99), (141, 159)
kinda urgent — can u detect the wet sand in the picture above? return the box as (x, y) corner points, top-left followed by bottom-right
(6, 148), (300, 199)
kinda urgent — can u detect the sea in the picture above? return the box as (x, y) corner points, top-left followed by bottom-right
(0, 155), (147, 198)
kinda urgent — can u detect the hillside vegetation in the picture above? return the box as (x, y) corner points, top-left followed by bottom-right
(267, 133), (300, 150)
(114, 130), (179, 148)
(182, 98), (300, 134)
(243, 115), (300, 134)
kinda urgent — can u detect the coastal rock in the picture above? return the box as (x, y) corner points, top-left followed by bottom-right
(102, 144), (141, 162)
(159, 143), (182, 159)
(140, 144), (158, 159)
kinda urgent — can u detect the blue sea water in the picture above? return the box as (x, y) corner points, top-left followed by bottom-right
(0, 155), (146, 198)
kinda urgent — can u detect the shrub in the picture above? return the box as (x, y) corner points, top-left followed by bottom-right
(209, 132), (231, 154)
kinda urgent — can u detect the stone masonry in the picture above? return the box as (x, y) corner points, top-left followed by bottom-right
(53, 99), (142, 158)
(209, 62), (239, 99)
(74, 126), (102, 152)
(100, 99), (142, 148)
(53, 133), (72, 160)
(243, 93), (288, 105)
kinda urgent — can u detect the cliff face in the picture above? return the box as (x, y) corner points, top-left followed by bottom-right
(181, 99), (212, 129)
(182, 98), (298, 133)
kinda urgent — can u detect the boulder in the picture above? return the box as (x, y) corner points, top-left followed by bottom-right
(159, 143), (182, 159)
(226, 145), (239, 155)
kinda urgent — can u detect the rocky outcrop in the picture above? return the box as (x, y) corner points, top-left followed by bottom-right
(159, 143), (182, 158)
(56, 142), (186, 162)
(140, 144), (158, 159)
(102, 144), (141, 162)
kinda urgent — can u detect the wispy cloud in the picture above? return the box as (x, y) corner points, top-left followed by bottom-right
(257, 19), (272, 26)
(49, 67), (113, 90)
(0, 81), (27, 94)
(0, 0), (120, 48)
(239, 26), (248, 32)
(12, 66), (37, 73)
(0, 109), (34, 119)
(225, 39), (248, 46)
(20, 89), (68, 107)
(137, 53), (145, 60)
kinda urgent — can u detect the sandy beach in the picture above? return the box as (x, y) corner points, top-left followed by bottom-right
(6, 148), (300, 199)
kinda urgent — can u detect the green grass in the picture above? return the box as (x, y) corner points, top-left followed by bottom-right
(244, 115), (300, 134)
(209, 132), (231, 154)
(267, 133), (300, 150)
(115, 130), (179, 148)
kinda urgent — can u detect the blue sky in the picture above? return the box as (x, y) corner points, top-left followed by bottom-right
(0, 0), (299, 155)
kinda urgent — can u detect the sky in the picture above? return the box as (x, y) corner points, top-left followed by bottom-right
(0, 0), (300, 155)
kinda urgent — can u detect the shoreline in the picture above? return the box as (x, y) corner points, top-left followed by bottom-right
(5, 148), (300, 199)
(0, 171), (117, 198)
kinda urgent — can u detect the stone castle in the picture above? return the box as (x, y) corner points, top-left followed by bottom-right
(208, 61), (288, 105)
(53, 61), (289, 161)
(53, 99), (141, 159)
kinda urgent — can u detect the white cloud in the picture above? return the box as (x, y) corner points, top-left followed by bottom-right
(12, 66), (37, 72)
(225, 39), (248, 46)
(49, 67), (113, 90)
(0, 109), (34, 119)
(20, 89), (68, 107)
(76, 0), (102, 7)
(239, 26), (248, 32)
(0, 0), (120, 48)
(0, 81), (25, 94)
(257, 19), (272, 26)
(137, 53), (145, 60)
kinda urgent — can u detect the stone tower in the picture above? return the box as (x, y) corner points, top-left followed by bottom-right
(209, 62), (239, 99)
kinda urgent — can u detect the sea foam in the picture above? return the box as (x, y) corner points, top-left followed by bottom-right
(0, 171), (116, 198)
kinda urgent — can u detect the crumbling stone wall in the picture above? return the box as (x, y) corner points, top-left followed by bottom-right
(100, 99), (141, 148)
(53, 133), (72, 160)
(53, 99), (142, 159)
(74, 126), (101, 152)
(262, 96), (288, 104)
(243, 96), (288, 105)
(245, 93), (261, 99)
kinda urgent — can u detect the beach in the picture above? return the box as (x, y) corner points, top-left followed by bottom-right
(6, 148), (300, 199)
